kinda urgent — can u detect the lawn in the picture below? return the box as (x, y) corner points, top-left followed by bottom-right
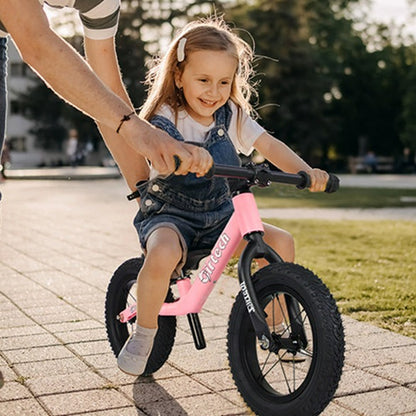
(264, 219), (416, 339)
(253, 184), (416, 208)
(231, 185), (416, 339)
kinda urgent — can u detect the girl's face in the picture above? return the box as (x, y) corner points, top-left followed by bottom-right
(175, 49), (237, 126)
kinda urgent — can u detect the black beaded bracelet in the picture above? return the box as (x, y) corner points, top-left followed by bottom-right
(116, 111), (136, 134)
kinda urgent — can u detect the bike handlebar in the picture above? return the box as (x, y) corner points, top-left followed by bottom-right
(206, 163), (340, 193)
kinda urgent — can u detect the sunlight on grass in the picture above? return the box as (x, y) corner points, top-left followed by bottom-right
(254, 185), (416, 208)
(226, 218), (415, 338)
(263, 219), (416, 338)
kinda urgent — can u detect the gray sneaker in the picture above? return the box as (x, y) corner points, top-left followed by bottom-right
(117, 328), (156, 376)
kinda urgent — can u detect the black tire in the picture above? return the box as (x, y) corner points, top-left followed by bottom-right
(227, 262), (344, 416)
(105, 257), (177, 375)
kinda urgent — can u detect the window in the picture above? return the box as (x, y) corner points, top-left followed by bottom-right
(8, 136), (27, 152)
(10, 100), (21, 115)
(10, 62), (31, 77)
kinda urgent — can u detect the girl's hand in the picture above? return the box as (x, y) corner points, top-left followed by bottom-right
(306, 168), (329, 192)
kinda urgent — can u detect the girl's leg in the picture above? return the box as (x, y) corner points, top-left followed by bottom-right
(233, 222), (294, 327)
(233, 222), (295, 264)
(118, 227), (182, 375)
(136, 227), (183, 328)
(261, 222), (295, 264)
(261, 223), (294, 328)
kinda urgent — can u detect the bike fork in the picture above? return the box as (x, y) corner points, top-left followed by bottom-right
(238, 232), (282, 350)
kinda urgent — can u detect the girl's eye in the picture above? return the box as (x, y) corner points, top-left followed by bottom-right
(199, 79), (208, 83)
(221, 81), (230, 85)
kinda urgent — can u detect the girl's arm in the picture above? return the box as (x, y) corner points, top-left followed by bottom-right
(253, 132), (329, 192)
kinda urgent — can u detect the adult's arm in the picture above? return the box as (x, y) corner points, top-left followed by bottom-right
(84, 36), (150, 192)
(0, 0), (212, 176)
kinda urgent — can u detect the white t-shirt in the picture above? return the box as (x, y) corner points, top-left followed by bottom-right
(157, 100), (265, 156)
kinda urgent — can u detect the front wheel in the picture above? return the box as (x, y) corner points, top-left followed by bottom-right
(227, 262), (344, 416)
(105, 257), (177, 375)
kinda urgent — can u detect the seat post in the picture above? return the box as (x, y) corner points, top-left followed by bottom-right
(187, 313), (206, 350)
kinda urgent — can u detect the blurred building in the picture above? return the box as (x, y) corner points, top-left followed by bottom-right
(6, 40), (68, 168)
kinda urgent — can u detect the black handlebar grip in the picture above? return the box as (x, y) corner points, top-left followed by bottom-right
(205, 164), (215, 179)
(325, 174), (340, 193)
(296, 171), (312, 190)
(173, 155), (181, 171)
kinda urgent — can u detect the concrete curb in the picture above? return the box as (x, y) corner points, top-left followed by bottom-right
(6, 166), (121, 180)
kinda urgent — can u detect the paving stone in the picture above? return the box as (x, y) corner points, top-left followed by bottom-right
(81, 407), (146, 416)
(3, 345), (74, 364)
(142, 393), (246, 416)
(121, 375), (211, 406)
(0, 325), (48, 338)
(1, 179), (415, 416)
(168, 338), (229, 373)
(25, 371), (108, 396)
(349, 331), (416, 350)
(83, 352), (116, 369)
(384, 343), (416, 364)
(56, 327), (106, 344)
(44, 319), (102, 333)
(68, 339), (112, 356)
(0, 365), (17, 382)
(321, 401), (360, 415)
(0, 380), (32, 401)
(336, 386), (416, 416)
(334, 368), (396, 396)
(365, 362), (416, 385)
(39, 388), (132, 415)
(0, 398), (49, 415)
(345, 347), (397, 368)
(0, 333), (60, 351)
(14, 357), (90, 378)
(192, 369), (237, 391)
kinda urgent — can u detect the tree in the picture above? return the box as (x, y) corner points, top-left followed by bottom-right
(16, 0), (416, 169)
(225, 0), (360, 166)
(401, 61), (416, 152)
(17, 0), (224, 156)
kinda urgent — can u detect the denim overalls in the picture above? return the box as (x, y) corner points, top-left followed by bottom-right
(133, 103), (240, 271)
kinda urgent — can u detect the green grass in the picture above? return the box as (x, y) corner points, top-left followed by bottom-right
(267, 219), (416, 339)
(226, 187), (416, 338)
(253, 184), (416, 208)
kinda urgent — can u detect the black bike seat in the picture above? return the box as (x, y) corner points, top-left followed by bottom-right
(183, 249), (211, 273)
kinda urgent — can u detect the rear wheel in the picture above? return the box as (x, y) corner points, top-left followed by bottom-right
(105, 257), (177, 375)
(227, 262), (344, 416)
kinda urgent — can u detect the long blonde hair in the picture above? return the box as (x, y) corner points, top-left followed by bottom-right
(139, 17), (256, 124)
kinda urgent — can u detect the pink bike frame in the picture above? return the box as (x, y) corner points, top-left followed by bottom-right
(117, 192), (264, 323)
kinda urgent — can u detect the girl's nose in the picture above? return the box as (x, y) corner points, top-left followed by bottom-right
(208, 84), (219, 97)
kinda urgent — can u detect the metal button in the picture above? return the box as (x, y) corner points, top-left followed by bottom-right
(217, 128), (224, 136)
(151, 184), (160, 192)
(144, 199), (153, 207)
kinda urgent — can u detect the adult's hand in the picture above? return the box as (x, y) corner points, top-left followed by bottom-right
(120, 117), (213, 177)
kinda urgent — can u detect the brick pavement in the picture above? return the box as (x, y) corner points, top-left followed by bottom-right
(0, 178), (415, 416)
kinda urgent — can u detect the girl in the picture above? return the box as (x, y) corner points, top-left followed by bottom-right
(117, 17), (329, 375)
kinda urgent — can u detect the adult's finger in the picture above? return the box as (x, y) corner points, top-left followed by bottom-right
(175, 144), (213, 176)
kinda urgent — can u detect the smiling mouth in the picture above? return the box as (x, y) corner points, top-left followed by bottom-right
(200, 98), (217, 107)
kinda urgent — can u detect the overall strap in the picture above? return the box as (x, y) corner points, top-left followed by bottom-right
(214, 102), (233, 131)
(127, 115), (183, 201)
(150, 115), (184, 142)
